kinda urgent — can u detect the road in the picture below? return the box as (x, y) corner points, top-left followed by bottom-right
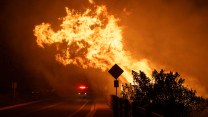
(0, 97), (113, 117)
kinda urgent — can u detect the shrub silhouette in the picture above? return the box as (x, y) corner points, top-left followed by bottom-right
(132, 69), (207, 117)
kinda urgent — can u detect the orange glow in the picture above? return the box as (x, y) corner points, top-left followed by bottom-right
(88, 0), (94, 4)
(33, 3), (152, 83)
(79, 86), (87, 90)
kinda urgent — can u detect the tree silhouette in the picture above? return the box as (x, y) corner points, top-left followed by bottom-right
(132, 69), (207, 117)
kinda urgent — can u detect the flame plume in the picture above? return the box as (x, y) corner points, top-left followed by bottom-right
(34, 4), (151, 83)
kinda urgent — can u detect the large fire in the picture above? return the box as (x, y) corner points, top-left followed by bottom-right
(33, 1), (151, 83)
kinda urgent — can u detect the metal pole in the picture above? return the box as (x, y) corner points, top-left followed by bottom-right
(116, 87), (117, 97)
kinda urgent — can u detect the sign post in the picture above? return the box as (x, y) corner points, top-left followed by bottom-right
(114, 80), (119, 96)
(108, 64), (124, 96)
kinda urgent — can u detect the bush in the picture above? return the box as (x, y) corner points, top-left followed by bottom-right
(132, 70), (207, 117)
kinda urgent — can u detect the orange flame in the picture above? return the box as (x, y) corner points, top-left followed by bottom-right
(88, 0), (94, 4)
(33, 4), (151, 83)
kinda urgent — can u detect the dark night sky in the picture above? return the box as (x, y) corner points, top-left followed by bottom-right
(0, 0), (208, 97)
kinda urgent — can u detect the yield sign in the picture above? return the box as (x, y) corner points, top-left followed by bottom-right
(108, 64), (124, 79)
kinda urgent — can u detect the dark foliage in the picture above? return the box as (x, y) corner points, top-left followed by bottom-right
(132, 69), (208, 117)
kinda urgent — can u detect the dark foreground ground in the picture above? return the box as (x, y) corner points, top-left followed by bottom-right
(0, 97), (113, 117)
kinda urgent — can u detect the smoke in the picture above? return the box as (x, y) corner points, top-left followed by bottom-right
(105, 0), (208, 97)
(1, 0), (208, 97)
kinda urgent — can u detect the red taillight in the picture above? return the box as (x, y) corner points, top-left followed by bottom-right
(79, 86), (86, 89)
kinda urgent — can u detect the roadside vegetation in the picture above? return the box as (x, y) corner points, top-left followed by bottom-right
(111, 69), (208, 117)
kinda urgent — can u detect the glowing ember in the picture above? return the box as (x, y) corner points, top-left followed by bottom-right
(33, 2), (151, 83)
